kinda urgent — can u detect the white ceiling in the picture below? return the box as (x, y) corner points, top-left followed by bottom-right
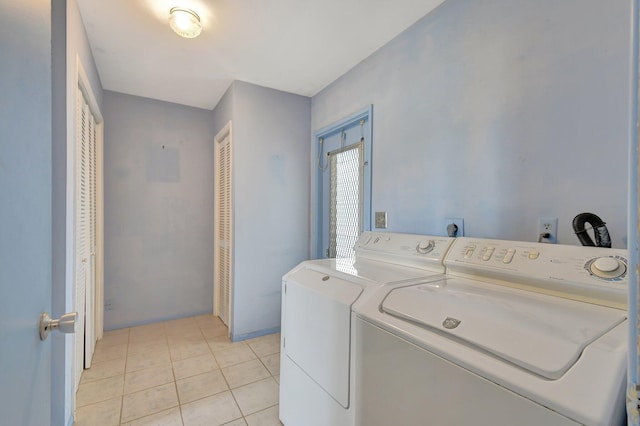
(77, 0), (446, 110)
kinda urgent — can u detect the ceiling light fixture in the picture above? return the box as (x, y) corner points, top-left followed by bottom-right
(169, 7), (202, 39)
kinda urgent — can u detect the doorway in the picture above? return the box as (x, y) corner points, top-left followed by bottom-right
(312, 106), (373, 259)
(73, 67), (104, 399)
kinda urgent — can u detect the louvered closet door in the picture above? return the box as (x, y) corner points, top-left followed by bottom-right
(74, 93), (88, 388)
(215, 134), (232, 327)
(74, 89), (98, 387)
(85, 104), (97, 368)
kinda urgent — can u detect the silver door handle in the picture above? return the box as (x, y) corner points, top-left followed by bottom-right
(39, 312), (77, 341)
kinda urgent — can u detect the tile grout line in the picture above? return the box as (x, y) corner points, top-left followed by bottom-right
(122, 324), (179, 425)
(184, 316), (238, 425)
(173, 352), (186, 426)
(163, 320), (184, 426)
(118, 327), (130, 425)
(177, 315), (227, 425)
(237, 343), (279, 422)
(203, 317), (247, 425)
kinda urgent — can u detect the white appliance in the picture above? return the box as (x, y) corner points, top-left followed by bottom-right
(353, 237), (628, 426)
(279, 232), (454, 426)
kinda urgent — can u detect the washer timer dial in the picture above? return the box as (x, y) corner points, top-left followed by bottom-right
(585, 256), (627, 281)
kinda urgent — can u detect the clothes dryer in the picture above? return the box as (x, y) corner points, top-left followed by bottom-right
(279, 232), (454, 426)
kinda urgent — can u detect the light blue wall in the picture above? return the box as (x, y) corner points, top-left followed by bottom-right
(103, 91), (215, 329)
(67, 0), (103, 107)
(211, 81), (311, 340)
(211, 84), (234, 137)
(312, 0), (632, 247)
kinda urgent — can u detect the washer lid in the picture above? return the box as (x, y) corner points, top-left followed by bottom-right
(381, 278), (626, 379)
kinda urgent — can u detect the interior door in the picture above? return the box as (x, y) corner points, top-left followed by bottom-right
(75, 89), (99, 376)
(75, 95), (88, 386)
(0, 0), (53, 423)
(214, 122), (233, 329)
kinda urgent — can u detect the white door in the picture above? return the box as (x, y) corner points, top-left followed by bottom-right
(214, 122), (233, 329)
(75, 94), (88, 387)
(84, 91), (98, 369)
(75, 90), (98, 383)
(87, 105), (97, 367)
(0, 1), (54, 423)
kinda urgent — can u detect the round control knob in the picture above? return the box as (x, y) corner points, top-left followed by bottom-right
(588, 256), (626, 279)
(417, 240), (435, 254)
(593, 257), (619, 272)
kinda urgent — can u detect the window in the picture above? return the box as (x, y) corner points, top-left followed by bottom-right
(329, 142), (363, 258)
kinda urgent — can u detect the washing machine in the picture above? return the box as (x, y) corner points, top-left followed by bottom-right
(279, 232), (454, 426)
(353, 237), (628, 426)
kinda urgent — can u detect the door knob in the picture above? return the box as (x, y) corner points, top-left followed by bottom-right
(39, 312), (77, 341)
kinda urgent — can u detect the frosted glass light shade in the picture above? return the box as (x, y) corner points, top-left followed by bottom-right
(169, 7), (202, 38)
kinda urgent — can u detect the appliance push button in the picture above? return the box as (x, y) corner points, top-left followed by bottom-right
(503, 249), (516, 264)
(482, 247), (495, 261)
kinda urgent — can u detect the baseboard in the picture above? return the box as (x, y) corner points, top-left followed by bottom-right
(231, 326), (281, 342)
(103, 310), (213, 331)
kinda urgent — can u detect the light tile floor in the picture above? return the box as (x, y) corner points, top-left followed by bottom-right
(74, 314), (282, 426)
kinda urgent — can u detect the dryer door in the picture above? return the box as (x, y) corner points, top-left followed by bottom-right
(283, 268), (363, 407)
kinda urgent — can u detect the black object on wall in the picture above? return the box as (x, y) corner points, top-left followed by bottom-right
(572, 213), (611, 248)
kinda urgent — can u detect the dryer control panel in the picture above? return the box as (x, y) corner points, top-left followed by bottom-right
(445, 237), (628, 309)
(355, 232), (454, 272)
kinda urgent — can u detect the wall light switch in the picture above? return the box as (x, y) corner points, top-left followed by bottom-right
(375, 212), (387, 229)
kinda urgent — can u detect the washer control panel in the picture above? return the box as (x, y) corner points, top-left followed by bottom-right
(445, 237), (628, 307)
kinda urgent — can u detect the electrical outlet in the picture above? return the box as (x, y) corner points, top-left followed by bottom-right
(375, 211), (387, 229)
(537, 217), (558, 243)
(444, 218), (464, 237)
